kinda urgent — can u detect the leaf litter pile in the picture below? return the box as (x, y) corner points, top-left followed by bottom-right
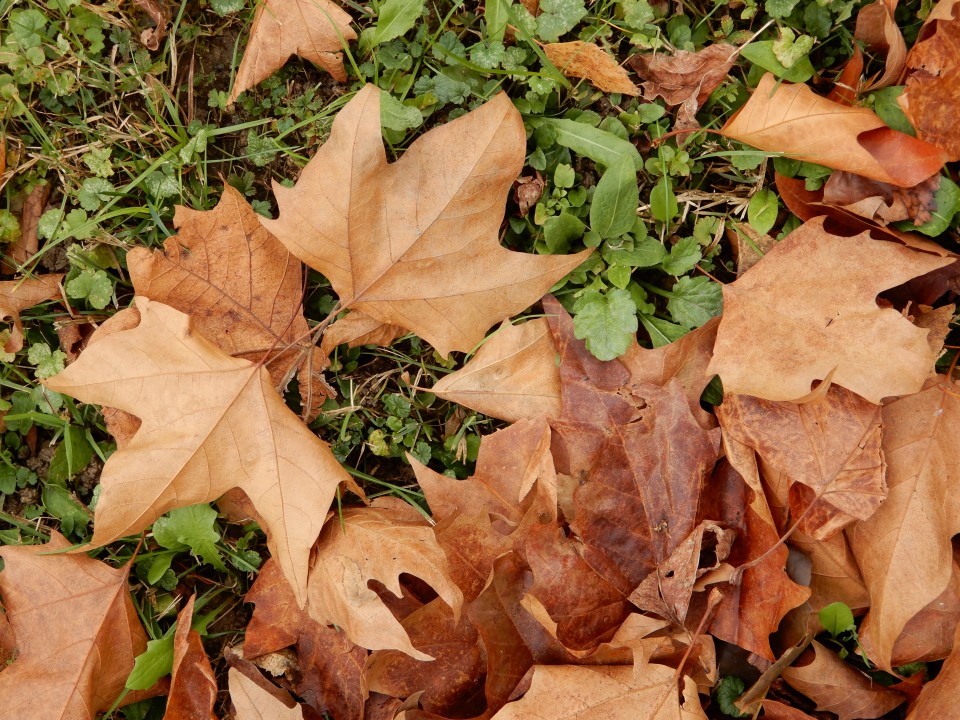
(3, 0), (960, 718)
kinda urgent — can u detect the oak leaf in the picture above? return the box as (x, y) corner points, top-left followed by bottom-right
(229, 0), (356, 103)
(230, 668), (305, 720)
(848, 376), (960, 671)
(0, 273), (63, 354)
(720, 74), (946, 186)
(164, 596), (218, 720)
(543, 42), (639, 95)
(128, 185), (329, 420)
(44, 298), (361, 606)
(0, 531), (152, 720)
(706, 218), (952, 403)
(306, 505), (463, 660)
(264, 84), (590, 358)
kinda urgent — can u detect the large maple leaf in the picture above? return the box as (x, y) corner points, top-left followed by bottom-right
(264, 84), (591, 358)
(44, 298), (360, 605)
(0, 532), (152, 720)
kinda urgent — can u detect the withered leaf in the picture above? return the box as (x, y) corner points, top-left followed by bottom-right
(854, 0), (906, 90)
(906, 618), (960, 719)
(0, 532), (151, 720)
(164, 596), (218, 720)
(544, 42), (639, 95)
(822, 171), (941, 227)
(317, 309), (405, 369)
(229, 0), (356, 103)
(230, 668), (305, 720)
(44, 298), (361, 606)
(707, 218), (952, 403)
(720, 74), (946, 186)
(0, 274), (63, 354)
(264, 85), (590, 358)
(789, 529), (870, 614)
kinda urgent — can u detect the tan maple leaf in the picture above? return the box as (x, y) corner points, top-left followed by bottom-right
(229, 0), (356, 103)
(706, 217), (953, 403)
(230, 668), (305, 720)
(0, 273), (63, 354)
(44, 298), (362, 605)
(543, 42), (639, 95)
(164, 596), (218, 720)
(306, 504), (463, 660)
(264, 84), (591, 358)
(0, 531), (153, 720)
(128, 185), (329, 420)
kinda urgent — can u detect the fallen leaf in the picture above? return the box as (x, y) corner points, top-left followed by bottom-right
(264, 84), (590, 358)
(629, 44), (738, 129)
(128, 185), (329, 420)
(854, 0), (906, 90)
(163, 596), (218, 720)
(306, 505), (462, 660)
(706, 217), (952, 403)
(761, 700), (818, 719)
(245, 559), (367, 720)
(906, 618), (960, 719)
(432, 511), (513, 603)
(781, 642), (905, 720)
(230, 668), (305, 720)
(514, 173), (545, 216)
(899, 3), (960, 160)
(229, 0), (356, 103)
(915, 303), (955, 358)
(827, 46), (865, 105)
(822, 171), (941, 226)
(720, 74), (946, 186)
(544, 42), (639, 95)
(0, 531), (153, 719)
(789, 529), (870, 614)
(3, 180), (51, 273)
(848, 376), (960, 671)
(432, 318), (563, 423)
(132, 0), (170, 51)
(44, 298), (361, 605)
(490, 664), (706, 719)
(0, 274), (63, 353)
(727, 222), (776, 276)
(317, 310), (405, 369)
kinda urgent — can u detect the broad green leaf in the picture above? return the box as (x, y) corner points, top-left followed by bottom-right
(126, 634), (175, 691)
(607, 264), (632, 289)
(899, 176), (960, 237)
(765, 0), (800, 19)
(536, 0), (588, 41)
(819, 602), (856, 637)
(546, 119), (643, 170)
(573, 288), (638, 360)
(639, 314), (687, 347)
(362, 0), (425, 48)
(485, 0), (510, 43)
(772, 28), (814, 69)
(661, 236), (701, 276)
(601, 236), (665, 268)
(650, 177), (678, 222)
(48, 425), (94, 485)
(591, 156), (639, 240)
(77, 178), (114, 212)
(27, 343), (66, 379)
(543, 212), (585, 253)
(871, 86), (915, 136)
(667, 276), (722, 328)
(41, 485), (90, 536)
(153, 504), (227, 571)
(740, 41), (815, 83)
(66, 268), (114, 310)
(747, 188), (779, 235)
(380, 93), (423, 132)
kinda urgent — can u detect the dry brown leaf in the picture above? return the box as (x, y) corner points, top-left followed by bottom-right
(822, 171), (941, 226)
(264, 84), (590, 357)
(781, 642), (905, 720)
(432, 318), (562, 423)
(828, 45), (865, 105)
(761, 700), (818, 719)
(905, 618), (960, 719)
(848, 376), (960, 671)
(44, 298), (361, 606)
(132, 0), (170, 50)
(230, 668), (305, 720)
(720, 74), (946, 186)
(128, 185), (329, 420)
(727, 222), (776, 276)
(229, 0), (355, 103)
(317, 309), (405, 368)
(543, 42), (639, 95)
(163, 596), (218, 720)
(0, 274), (63, 354)
(706, 217), (952, 403)
(854, 0), (906, 90)
(490, 664), (706, 719)
(899, 2), (960, 161)
(306, 505), (462, 660)
(3, 179), (51, 273)
(629, 44), (738, 129)
(0, 531), (153, 719)
(790, 529), (870, 614)
(432, 511), (513, 603)
(716, 387), (885, 540)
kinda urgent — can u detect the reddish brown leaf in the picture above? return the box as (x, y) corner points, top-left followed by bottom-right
(854, 0), (906, 90)
(827, 46), (865, 105)
(544, 42), (639, 95)
(4, 180), (51, 273)
(433, 511), (513, 603)
(822, 171), (941, 226)
(131, 0), (170, 51)
(789, 530), (870, 614)
(720, 74), (946, 186)
(905, 617), (960, 719)
(0, 531), (154, 719)
(164, 596), (218, 720)
(0, 274), (63, 354)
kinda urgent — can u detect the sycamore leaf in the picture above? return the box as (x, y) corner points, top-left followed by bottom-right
(720, 74), (946, 186)
(789, 529), (870, 614)
(44, 298), (361, 606)
(230, 669), (305, 720)
(431, 318), (563, 423)
(229, 0), (356, 103)
(848, 376), (960, 671)
(264, 85), (591, 357)
(907, 621), (960, 719)
(0, 531), (152, 720)
(0, 273), (63, 354)
(490, 664), (706, 719)
(164, 596), (218, 720)
(128, 185), (329, 421)
(306, 505), (463, 660)
(543, 41), (639, 95)
(706, 217), (952, 403)
(317, 309), (404, 368)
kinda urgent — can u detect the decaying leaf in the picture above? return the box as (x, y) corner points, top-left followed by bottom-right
(0, 532), (152, 720)
(306, 505), (462, 660)
(44, 298), (362, 606)
(0, 274), (63, 354)
(720, 74), (946, 186)
(848, 376), (960, 671)
(229, 0), (356, 103)
(432, 318), (563, 423)
(822, 171), (941, 226)
(264, 84), (590, 358)
(854, 0), (906, 90)
(230, 668), (305, 720)
(128, 185), (329, 420)
(544, 42), (638, 95)
(164, 596), (218, 720)
(132, 0), (170, 51)
(707, 217), (952, 403)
